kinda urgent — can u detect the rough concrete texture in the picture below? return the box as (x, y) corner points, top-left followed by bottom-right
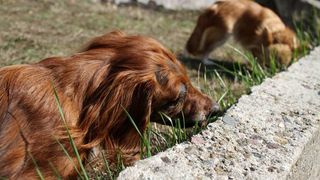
(119, 47), (320, 180)
(114, 0), (216, 10)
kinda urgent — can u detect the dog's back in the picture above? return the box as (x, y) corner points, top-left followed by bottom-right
(210, 0), (285, 47)
(0, 65), (53, 178)
(186, 0), (298, 66)
(0, 63), (83, 178)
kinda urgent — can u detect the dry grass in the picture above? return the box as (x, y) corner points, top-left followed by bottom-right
(0, 0), (196, 65)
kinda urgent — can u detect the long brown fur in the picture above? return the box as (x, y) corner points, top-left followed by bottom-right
(0, 31), (219, 179)
(186, 0), (299, 66)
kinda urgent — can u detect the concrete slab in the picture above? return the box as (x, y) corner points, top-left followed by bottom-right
(118, 47), (320, 180)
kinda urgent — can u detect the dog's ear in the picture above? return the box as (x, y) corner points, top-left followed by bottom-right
(268, 44), (292, 66)
(81, 30), (126, 51)
(272, 28), (299, 50)
(79, 67), (155, 163)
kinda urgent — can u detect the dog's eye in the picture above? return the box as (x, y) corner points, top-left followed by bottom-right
(166, 98), (182, 108)
(157, 84), (187, 112)
(165, 85), (187, 109)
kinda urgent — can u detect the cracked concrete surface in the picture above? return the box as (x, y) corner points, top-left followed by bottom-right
(118, 47), (320, 180)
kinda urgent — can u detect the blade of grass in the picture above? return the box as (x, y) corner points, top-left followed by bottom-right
(122, 106), (151, 158)
(28, 152), (45, 180)
(48, 162), (62, 180)
(101, 152), (114, 180)
(54, 138), (81, 175)
(52, 83), (89, 180)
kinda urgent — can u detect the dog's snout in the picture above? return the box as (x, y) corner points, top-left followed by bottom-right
(210, 103), (220, 113)
(205, 101), (221, 118)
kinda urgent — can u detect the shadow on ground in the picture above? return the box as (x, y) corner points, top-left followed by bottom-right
(178, 54), (248, 80)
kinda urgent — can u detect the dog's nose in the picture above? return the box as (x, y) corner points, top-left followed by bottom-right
(210, 103), (221, 114)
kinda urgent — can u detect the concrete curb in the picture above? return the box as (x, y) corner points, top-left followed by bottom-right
(118, 47), (320, 180)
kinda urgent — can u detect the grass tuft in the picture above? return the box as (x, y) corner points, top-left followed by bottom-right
(52, 84), (90, 180)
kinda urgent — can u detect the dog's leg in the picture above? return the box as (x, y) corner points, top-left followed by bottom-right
(198, 27), (230, 65)
(201, 56), (215, 65)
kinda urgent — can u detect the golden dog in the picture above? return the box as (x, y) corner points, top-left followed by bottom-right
(0, 31), (219, 179)
(186, 0), (299, 66)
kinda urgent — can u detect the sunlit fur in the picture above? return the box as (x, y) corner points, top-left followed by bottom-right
(0, 31), (218, 179)
(186, 0), (299, 66)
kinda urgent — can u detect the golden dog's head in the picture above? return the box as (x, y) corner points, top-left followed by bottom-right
(185, 9), (223, 59)
(77, 31), (221, 165)
(267, 27), (300, 66)
(80, 32), (220, 151)
(83, 31), (220, 126)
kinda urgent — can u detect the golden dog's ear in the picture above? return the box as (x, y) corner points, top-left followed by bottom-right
(81, 30), (126, 51)
(79, 67), (155, 150)
(79, 70), (155, 165)
(268, 44), (292, 66)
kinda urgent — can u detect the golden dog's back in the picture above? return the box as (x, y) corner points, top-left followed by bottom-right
(186, 0), (298, 66)
(209, 0), (285, 36)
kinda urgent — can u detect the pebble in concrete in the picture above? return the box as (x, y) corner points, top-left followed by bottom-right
(118, 47), (320, 180)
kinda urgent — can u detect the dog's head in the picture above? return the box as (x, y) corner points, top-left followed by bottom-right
(268, 27), (300, 66)
(79, 31), (220, 155)
(185, 8), (224, 59)
(150, 50), (220, 127)
(272, 27), (299, 51)
(101, 31), (219, 124)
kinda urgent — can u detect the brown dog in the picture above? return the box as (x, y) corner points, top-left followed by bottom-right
(0, 31), (219, 179)
(186, 0), (299, 66)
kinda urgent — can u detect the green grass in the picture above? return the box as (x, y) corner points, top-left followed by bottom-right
(123, 106), (152, 158)
(28, 152), (45, 180)
(53, 84), (90, 180)
(1, 0), (320, 179)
